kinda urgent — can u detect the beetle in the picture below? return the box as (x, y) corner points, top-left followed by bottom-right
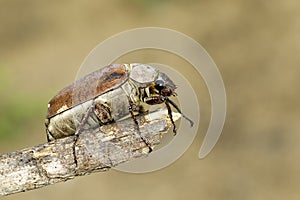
(45, 63), (193, 147)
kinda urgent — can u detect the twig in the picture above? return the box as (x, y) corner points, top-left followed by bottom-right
(0, 110), (180, 196)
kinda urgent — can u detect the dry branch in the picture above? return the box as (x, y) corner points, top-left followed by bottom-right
(0, 110), (180, 196)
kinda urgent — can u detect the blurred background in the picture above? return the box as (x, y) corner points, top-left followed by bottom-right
(1, 0), (299, 199)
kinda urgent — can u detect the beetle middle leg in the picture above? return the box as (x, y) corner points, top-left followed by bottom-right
(128, 100), (153, 153)
(73, 101), (115, 166)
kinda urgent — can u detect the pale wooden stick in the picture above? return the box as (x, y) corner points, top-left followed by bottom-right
(0, 110), (180, 196)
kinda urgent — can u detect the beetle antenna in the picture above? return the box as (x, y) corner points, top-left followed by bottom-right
(166, 98), (194, 127)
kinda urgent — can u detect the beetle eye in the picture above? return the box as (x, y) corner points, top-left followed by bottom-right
(155, 80), (165, 90)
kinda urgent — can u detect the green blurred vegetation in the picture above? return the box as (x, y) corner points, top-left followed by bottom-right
(0, 94), (44, 141)
(0, 66), (45, 141)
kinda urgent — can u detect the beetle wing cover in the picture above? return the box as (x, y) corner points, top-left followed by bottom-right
(47, 64), (129, 118)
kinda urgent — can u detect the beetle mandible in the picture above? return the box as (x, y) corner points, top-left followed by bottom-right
(45, 63), (193, 146)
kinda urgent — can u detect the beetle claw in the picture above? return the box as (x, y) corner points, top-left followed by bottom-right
(173, 126), (177, 135)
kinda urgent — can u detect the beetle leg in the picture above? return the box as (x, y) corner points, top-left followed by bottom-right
(46, 130), (55, 142)
(165, 100), (177, 135)
(166, 98), (194, 127)
(128, 100), (153, 153)
(94, 103), (114, 125)
(73, 103), (97, 167)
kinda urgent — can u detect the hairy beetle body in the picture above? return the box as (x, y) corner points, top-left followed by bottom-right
(45, 63), (193, 141)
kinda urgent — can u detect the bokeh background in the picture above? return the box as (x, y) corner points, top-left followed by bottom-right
(1, 0), (299, 199)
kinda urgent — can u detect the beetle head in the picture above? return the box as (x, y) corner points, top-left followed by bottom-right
(153, 72), (177, 97)
(144, 72), (177, 105)
(146, 71), (194, 132)
(143, 69), (194, 131)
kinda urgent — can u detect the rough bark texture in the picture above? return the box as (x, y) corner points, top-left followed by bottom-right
(0, 110), (180, 196)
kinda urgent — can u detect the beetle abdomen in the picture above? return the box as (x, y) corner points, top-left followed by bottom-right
(46, 81), (135, 141)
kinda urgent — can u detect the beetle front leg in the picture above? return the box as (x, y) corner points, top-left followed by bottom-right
(165, 100), (177, 135)
(145, 96), (165, 105)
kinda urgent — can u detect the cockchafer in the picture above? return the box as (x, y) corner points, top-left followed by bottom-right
(45, 63), (193, 145)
